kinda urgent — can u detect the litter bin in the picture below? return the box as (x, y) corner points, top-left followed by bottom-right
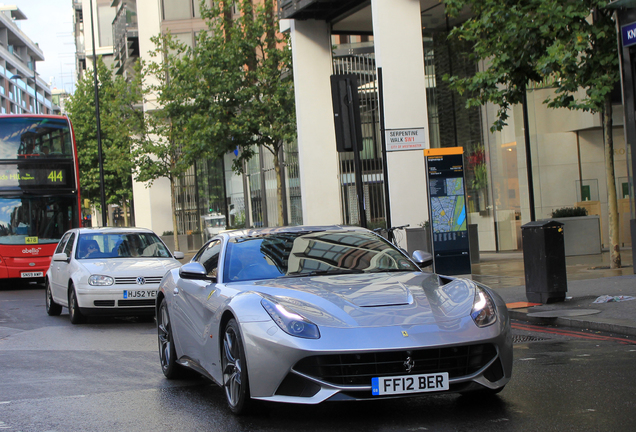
(521, 220), (567, 303)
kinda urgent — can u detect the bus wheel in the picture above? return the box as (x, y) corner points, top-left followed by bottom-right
(45, 279), (62, 316)
(68, 283), (86, 324)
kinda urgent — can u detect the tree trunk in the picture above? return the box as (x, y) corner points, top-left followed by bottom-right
(273, 147), (284, 226)
(603, 96), (621, 268)
(170, 177), (180, 252)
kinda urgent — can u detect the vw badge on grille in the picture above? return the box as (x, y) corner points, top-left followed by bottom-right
(136, 277), (146, 285)
(404, 357), (415, 373)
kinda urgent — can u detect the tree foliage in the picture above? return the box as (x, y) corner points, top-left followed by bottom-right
(443, 0), (622, 268)
(66, 57), (142, 225)
(141, 0), (295, 228)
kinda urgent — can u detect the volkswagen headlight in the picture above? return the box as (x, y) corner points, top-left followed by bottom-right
(261, 298), (320, 339)
(471, 286), (497, 327)
(89, 275), (114, 286)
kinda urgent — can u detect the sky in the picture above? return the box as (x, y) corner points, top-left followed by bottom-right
(9, 0), (76, 93)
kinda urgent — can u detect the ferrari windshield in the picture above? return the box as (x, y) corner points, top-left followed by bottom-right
(224, 230), (419, 282)
(76, 232), (171, 259)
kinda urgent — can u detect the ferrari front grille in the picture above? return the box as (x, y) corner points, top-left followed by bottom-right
(293, 343), (497, 386)
(114, 277), (163, 285)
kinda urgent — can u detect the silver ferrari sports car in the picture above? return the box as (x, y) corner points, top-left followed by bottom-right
(156, 226), (512, 414)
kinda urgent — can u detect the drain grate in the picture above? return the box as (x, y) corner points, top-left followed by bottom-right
(513, 334), (549, 344)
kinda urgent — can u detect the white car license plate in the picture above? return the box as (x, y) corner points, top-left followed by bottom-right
(21, 271), (43, 278)
(123, 290), (157, 299)
(372, 372), (449, 396)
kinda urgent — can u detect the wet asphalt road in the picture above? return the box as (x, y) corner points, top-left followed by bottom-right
(1, 283), (636, 432)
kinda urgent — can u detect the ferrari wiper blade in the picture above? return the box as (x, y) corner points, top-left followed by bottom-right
(370, 268), (413, 273)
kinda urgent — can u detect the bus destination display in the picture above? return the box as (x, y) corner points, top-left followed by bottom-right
(0, 167), (67, 188)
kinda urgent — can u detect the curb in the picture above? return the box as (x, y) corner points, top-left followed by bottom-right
(509, 309), (636, 337)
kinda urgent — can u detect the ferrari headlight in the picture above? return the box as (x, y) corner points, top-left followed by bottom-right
(89, 275), (114, 286)
(261, 298), (320, 339)
(471, 286), (497, 327)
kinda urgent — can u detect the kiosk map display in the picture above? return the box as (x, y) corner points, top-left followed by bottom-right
(425, 148), (471, 275)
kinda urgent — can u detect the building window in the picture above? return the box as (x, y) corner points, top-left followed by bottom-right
(163, 0), (191, 20)
(172, 32), (194, 49)
(97, 4), (116, 47)
(193, 0), (212, 18)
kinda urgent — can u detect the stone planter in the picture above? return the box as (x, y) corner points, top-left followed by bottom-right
(160, 234), (189, 252)
(187, 233), (204, 252)
(549, 216), (601, 256)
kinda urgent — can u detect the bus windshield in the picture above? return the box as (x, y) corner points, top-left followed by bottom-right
(0, 196), (78, 245)
(0, 117), (73, 159)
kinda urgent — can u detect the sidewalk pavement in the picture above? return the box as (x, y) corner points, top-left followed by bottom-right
(471, 248), (636, 337)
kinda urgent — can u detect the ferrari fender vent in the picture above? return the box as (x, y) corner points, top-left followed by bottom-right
(118, 299), (155, 307)
(275, 373), (321, 397)
(293, 343), (497, 386)
(93, 300), (115, 307)
(483, 357), (505, 382)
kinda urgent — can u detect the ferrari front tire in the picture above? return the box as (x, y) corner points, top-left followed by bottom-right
(157, 298), (186, 379)
(222, 318), (252, 415)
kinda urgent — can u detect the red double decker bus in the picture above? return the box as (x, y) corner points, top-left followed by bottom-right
(0, 115), (81, 281)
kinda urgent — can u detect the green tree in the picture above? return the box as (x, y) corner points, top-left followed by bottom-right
(66, 57), (141, 226)
(137, 34), (200, 251)
(142, 0), (296, 230)
(444, 0), (622, 268)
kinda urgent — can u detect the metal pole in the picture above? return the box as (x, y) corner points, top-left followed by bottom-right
(348, 79), (367, 228)
(89, 0), (108, 226)
(377, 67), (392, 230)
(33, 62), (37, 113)
(521, 84), (536, 222)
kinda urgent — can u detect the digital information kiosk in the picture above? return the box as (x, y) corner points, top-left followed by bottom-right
(424, 147), (471, 275)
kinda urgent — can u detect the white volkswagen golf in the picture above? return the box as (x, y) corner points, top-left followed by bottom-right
(45, 227), (184, 324)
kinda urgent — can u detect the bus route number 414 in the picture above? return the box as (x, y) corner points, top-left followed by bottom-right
(48, 171), (64, 182)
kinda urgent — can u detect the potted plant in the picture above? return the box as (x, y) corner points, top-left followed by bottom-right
(549, 207), (601, 256)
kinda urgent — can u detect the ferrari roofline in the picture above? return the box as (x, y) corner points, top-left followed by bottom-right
(221, 225), (367, 239)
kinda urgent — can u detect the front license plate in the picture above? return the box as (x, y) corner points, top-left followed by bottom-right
(21, 271), (43, 278)
(123, 290), (157, 299)
(372, 372), (449, 396)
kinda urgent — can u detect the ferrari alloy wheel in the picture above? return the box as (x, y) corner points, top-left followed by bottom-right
(45, 279), (62, 316)
(68, 284), (86, 324)
(157, 298), (185, 379)
(222, 318), (251, 414)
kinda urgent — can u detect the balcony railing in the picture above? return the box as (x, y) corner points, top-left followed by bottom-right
(112, 0), (139, 72)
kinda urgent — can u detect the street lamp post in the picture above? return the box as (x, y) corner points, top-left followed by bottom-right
(89, 0), (108, 227)
(33, 62), (37, 114)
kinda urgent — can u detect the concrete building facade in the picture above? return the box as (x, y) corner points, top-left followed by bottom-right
(0, 5), (55, 115)
(76, 0), (303, 239)
(71, 1), (633, 260)
(73, 0), (115, 81)
(281, 0), (634, 255)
